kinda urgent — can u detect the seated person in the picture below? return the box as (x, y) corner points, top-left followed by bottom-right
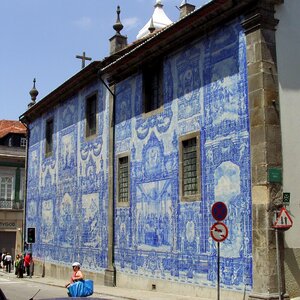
(65, 262), (84, 288)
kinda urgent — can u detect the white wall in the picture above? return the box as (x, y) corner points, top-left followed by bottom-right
(276, 0), (300, 248)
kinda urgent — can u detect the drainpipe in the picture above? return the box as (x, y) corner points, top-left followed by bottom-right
(98, 70), (116, 287)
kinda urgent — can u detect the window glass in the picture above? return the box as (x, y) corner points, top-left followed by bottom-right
(118, 156), (129, 204)
(20, 137), (27, 147)
(182, 137), (198, 196)
(86, 94), (97, 138)
(179, 132), (201, 201)
(45, 118), (54, 156)
(0, 177), (13, 200)
(143, 61), (163, 113)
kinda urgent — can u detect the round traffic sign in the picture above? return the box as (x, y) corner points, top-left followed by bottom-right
(210, 222), (228, 242)
(211, 201), (228, 221)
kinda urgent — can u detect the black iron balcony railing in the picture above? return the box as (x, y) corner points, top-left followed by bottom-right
(0, 198), (24, 209)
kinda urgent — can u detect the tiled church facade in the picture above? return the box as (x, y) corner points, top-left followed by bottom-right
(26, 18), (252, 296)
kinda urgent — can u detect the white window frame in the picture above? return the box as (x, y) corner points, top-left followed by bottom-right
(0, 169), (15, 199)
(20, 137), (27, 147)
(0, 169), (15, 209)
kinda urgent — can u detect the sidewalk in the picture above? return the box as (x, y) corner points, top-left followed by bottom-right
(0, 269), (211, 300)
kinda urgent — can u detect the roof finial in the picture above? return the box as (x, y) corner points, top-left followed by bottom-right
(28, 78), (38, 109)
(110, 5), (128, 54)
(148, 17), (155, 33)
(113, 5), (124, 35)
(136, 0), (172, 39)
(155, 0), (163, 8)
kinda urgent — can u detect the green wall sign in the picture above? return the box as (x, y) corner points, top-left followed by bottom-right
(268, 168), (282, 183)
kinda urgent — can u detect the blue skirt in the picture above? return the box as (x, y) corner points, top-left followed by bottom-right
(67, 279), (94, 297)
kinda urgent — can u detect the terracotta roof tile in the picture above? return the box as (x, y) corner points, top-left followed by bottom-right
(0, 120), (27, 139)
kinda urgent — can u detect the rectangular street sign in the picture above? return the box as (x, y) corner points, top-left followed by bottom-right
(268, 168), (282, 183)
(283, 192), (290, 205)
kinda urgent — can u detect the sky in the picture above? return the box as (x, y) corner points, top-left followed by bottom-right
(0, 0), (208, 121)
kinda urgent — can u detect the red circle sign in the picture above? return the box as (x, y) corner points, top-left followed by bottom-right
(210, 222), (228, 242)
(211, 202), (228, 221)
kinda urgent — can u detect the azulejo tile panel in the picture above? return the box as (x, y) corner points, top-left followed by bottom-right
(27, 80), (109, 270)
(114, 19), (252, 291)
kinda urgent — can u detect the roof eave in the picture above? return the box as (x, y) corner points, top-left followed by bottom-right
(20, 61), (101, 124)
(102, 0), (256, 85)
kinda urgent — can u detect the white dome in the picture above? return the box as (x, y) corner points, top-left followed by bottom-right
(136, 0), (173, 40)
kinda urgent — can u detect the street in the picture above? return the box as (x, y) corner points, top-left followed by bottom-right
(0, 275), (67, 300)
(0, 275), (122, 300)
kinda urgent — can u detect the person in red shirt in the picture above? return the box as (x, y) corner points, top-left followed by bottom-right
(24, 253), (33, 276)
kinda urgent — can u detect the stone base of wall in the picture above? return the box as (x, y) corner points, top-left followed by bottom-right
(33, 259), (105, 286)
(285, 248), (300, 299)
(34, 260), (297, 300)
(116, 272), (246, 300)
(248, 293), (289, 299)
(104, 267), (116, 287)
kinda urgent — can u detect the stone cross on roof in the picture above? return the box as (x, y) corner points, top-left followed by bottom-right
(76, 51), (92, 69)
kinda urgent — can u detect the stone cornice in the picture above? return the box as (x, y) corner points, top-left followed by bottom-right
(241, 0), (280, 33)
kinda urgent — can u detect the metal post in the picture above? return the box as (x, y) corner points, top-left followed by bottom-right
(217, 242), (220, 300)
(29, 243), (33, 278)
(275, 228), (283, 300)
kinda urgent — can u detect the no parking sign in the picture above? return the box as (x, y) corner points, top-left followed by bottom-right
(210, 222), (228, 242)
(211, 201), (228, 221)
(211, 201), (228, 242)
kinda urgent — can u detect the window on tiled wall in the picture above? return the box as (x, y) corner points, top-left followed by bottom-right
(85, 93), (97, 138)
(179, 132), (201, 201)
(118, 154), (130, 206)
(143, 60), (163, 114)
(45, 118), (54, 157)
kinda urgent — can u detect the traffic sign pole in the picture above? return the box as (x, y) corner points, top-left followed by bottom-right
(217, 242), (220, 300)
(275, 228), (283, 300)
(272, 208), (293, 300)
(211, 202), (229, 300)
(210, 222), (228, 300)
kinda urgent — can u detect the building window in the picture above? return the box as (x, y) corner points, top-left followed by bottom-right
(179, 132), (201, 201)
(143, 60), (163, 113)
(45, 118), (54, 157)
(118, 155), (129, 206)
(0, 175), (13, 209)
(20, 137), (27, 147)
(86, 93), (97, 138)
(0, 177), (13, 200)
